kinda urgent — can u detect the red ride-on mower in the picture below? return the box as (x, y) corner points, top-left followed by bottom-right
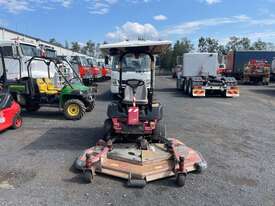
(0, 90), (22, 132)
(75, 41), (207, 187)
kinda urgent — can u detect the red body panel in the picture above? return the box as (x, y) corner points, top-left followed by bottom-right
(128, 107), (139, 125)
(0, 101), (20, 132)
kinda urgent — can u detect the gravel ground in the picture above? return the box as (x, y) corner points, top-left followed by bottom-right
(0, 76), (275, 206)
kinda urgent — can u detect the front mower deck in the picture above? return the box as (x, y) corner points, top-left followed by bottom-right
(75, 139), (207, 186)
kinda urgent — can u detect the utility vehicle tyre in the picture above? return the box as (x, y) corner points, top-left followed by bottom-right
(12, 114), (22, 129)
(152, 119), (166, 142)
(83, 170), (93, 183)
(25, 103), (40, 112)
(176, 173), (186, 187)
(64, 99), (86, 120)
(86, 102), (95, 112)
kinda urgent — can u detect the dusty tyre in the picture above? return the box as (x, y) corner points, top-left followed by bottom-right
(25, 103), (40, 112)
(188, 80), (193, 97)
(152, 119), (166, 142)
(176, 173), (186, 187)
(86, 102), (95, 112)
(64, 99), (86, 120)
(11, 114), (22, 129)
(83, 170), (93, 183)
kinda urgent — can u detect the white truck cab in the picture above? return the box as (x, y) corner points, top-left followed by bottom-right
(0, 40), (46, 79)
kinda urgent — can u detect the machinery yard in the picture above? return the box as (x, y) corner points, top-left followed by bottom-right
(1, 76), (275, 206)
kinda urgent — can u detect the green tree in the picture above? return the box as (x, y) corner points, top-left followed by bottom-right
(71, 42), (81, 52)
(65, 40), (69, 49)
(198, 37), (219, 53)
(226, 36), (252, 51)
(49, 38), (63, 47)
(252, 39), (267, 50)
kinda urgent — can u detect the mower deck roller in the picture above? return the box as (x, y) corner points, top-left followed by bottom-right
(75, 138), (207, 187)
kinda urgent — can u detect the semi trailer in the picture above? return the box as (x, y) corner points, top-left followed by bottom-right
(225, 51), (275, 80)
(176, 53), (239, 97)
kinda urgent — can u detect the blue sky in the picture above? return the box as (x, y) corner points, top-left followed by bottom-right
(1, 0), (275, 45)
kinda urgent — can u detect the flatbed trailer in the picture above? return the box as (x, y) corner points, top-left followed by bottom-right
(176, 53), (239, 97)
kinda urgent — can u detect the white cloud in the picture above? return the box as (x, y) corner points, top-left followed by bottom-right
(153, 15), (167, 21)
(88, 0), (118, 15)
(106, 22), (159, 41)
(203, 0), (221, 5)
(163, 14), (275, 37)
(0, 0), (73, 13)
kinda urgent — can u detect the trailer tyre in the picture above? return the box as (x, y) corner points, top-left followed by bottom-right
(64, 99), (86, 120)
(188, 80), (193, 97)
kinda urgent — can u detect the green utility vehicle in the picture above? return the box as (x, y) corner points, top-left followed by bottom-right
(0, 54), (96, 120)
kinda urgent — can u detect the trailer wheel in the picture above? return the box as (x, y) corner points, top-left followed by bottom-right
(188, 80), (193, 97)
(64, 99), (86, 120)
(176, 173), (186, 187)
(183, 80), (187, 94)
(83, 170), (94, 183)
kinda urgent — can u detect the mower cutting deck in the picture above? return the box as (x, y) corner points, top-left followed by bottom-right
(75, 138), (206, 187)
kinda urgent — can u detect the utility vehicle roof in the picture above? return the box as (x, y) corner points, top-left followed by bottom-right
(100, 40), (171, 55)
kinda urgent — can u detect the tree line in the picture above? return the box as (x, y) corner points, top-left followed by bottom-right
(48, 38), (99, 56)
(160, 36), (275, 70)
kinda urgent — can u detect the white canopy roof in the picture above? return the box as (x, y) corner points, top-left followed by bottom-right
(100, 40), (171, 55)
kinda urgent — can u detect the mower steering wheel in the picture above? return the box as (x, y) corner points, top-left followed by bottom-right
(125, 79), (145, 90)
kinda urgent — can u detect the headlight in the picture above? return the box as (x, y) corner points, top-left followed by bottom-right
(0, 116), (5, 123)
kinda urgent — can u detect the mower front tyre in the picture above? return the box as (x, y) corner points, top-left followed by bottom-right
(64, 99), (86, 120)
(83, 170), (94, 183)
(176, 173), (186, 187)
(11, 114), (22, 129)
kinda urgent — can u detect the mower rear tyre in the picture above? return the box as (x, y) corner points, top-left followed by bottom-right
(152, 119), (166, 142)
(11, 114), (22, 129)
(64, 99), (86, 120)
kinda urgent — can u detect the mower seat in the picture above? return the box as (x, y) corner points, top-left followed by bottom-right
(123, 84), (148, 105)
